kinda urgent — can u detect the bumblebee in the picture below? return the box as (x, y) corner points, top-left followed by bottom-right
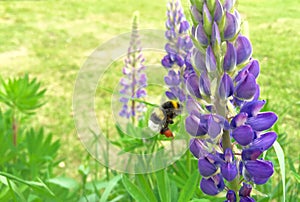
(148, 101), (182, 138)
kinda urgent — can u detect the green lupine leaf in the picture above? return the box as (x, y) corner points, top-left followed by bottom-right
(100, 175), (122, 202)
(156, 169), (171, 202)
(178, 169), (200, 202)
(122, 175), (151, 202)
(136, 174), (157, 202)
(273, 141), (285, 202)
(291, 171), (300, 183)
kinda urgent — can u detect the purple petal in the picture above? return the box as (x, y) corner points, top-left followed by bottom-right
(232, 125), (254, 146)
(248, 60), (260, 78)
(250, 131), (277, 151)
(195, 23), (209, 46)
(206, 46), (217, 71)
(119, 97), (129, 103)
(165, 43), (176, 55)
(214, 0), (224, 22)
(189, 138), (208, 159)
(234, 10), (241, 25)
(186, 98), (203, 114)
(176, 54), (185, 67)
(199, 73), (211, 96)
(138, 74), (147, 86)
(165, 30), (175, 40)
(223, 0), (234, 11)
(200, 177), (219, 196)
(226, 190), (236, 202)
(224, 12), (238, 40)
(136, 89), (146, 98)
(244, 160), (274, 184)
(198, 158), (217, 177)
(186, 74), (202, 98)
(224, 148), (234, 163)
(240, 100), (266, 117)
(161, 55), (173, 68)
(164, 70), (180, 86)
(194, 50), (206, 72)
(185, 115), (207, 136)
(236, 36), (253, 65)
(200, 174), (224, 196)
(234, 73), (257, 100)
(230, 112), (248, 128)
(218, 73), (234, 99)
(207, 115), (222, 139)
(242, 147), (263, 160)
(253, 84), (260, 101)
(246, 112), (278, 131)
(211, 22), (221, 46)
(221, 162), (238, 181)
(165, 91), (176, 100)
(223, 41), (237, 72)
(239, 182), (252, 197)
(179, 21), (189, 33)
(240, 197), (256, 202)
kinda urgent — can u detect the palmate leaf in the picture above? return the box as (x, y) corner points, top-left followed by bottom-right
(0, 171), (55, 197)
(0, 74), (46, 114)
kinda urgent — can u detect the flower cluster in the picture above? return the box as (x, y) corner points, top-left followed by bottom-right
(185, 0), (278, 200)
(162, 0), (194, 102)
(119, 13), (147, 119)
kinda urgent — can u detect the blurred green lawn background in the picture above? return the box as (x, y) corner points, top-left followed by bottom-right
(0, 0), (299, 181)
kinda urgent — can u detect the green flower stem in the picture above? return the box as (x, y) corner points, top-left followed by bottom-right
(215, 95), (239, 192)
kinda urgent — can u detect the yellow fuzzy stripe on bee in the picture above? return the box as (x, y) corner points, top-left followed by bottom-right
(171, 100), (178, 109)
(154, 108), (165, 119)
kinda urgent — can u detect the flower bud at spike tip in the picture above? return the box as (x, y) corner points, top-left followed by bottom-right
(214, 0), (224, 23)
(203, 3), (212, 35)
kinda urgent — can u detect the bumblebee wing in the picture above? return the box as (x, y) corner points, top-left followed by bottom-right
(148, 120), (160, 132)
(148, 108), (166, 132)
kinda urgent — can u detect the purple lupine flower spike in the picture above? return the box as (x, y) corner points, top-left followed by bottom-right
(162, 0), (195, 102)
(185, 0), (279, 200)
(119, 12), (147, 120)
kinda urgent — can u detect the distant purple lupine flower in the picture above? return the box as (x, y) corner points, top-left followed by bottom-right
(119, 13), (147, 120)
(186, 0), (278, 200)
(162, 0), (194, 102)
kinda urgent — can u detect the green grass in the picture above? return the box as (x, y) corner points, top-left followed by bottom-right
(0, 0), (299, 197)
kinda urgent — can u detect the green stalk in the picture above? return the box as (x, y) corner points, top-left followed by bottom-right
(215, 91), (239, 192)
(12, 109), (18, 146)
